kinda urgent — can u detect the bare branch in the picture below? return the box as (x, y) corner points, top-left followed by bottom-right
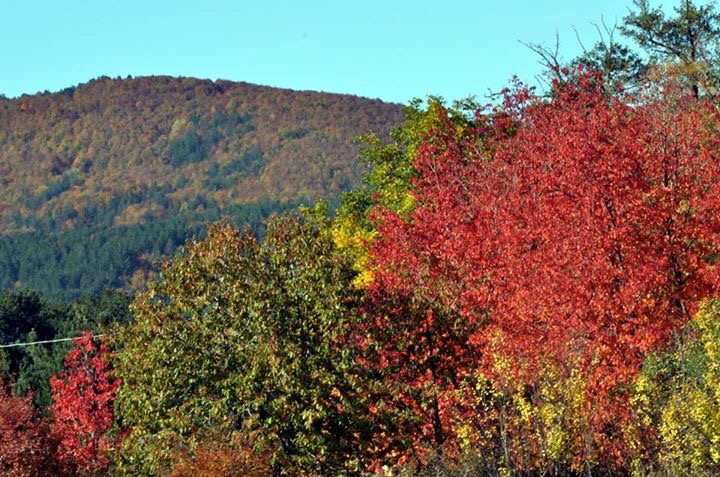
(520, 31), (566, 85)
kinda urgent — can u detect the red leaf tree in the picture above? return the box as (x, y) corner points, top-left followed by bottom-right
(0, 380), (59, 477)
(366, 73), (720, 468)
(50, 331), (122, 475)
(359, 114), (494, 465)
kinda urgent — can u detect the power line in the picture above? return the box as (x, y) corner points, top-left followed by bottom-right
(0, 334), (105, 349)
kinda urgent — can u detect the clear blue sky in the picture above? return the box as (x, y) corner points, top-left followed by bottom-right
(1, 1), (676, 104)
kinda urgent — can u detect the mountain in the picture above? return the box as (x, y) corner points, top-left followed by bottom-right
(0, 76), (404, 299)
(0, 75), (403, 233)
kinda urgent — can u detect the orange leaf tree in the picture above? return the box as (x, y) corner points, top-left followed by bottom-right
(366, 73), (720, 470)
(0, 380), (59, 477)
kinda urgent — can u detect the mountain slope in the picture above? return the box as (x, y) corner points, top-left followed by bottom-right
(0, 76), (404, 299)
(0, 76), (403, 233)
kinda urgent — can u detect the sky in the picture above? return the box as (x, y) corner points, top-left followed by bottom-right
(0, 1), (677, 105)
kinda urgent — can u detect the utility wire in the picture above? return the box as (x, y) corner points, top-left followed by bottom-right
(0, 334), (105, 349)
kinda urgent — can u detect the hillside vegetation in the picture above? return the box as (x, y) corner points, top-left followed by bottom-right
(0, 76), (403, 299)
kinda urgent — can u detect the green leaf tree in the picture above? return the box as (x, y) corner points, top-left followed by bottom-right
(112, 210), (370, 475)
(621, 0), (720, 97)
(332, 98), (478, 287)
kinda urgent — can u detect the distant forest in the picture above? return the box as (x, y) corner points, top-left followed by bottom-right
(0, 199), (304, 301)
(0, 77), (403, 299)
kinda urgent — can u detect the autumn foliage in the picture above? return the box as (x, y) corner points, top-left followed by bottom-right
(169, 433), (272, 477)
(0, 76), (402, 235)
(9, 4), (720, 472)
(95, 69), (720, 475)
(50, 331), (121, 475)
(360, 71), (720, 471)
(5, 72), (720, 475)
(0, 381), (59, 477)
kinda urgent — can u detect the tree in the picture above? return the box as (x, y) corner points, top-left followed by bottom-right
(333, 97), (478, 287)
(572, 23), (647, 93)
(525, 2), (720, 99)
(631, 299), (720, 475)
(0, 380), (59, 477)
(621, 0), (720, 98)
(354, 107), (491, 467)
(0, 289), (69, 408)
(50, 331), (121, 475)
(366, 72), (720, 470)
(112, 211), (370, 475)
(0, 289), (56, 348)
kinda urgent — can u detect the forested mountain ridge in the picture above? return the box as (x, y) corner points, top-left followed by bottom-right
(0, 76), (403, 234)
(0, 76), (403, 299)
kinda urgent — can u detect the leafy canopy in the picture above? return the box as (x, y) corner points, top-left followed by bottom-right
(112, 210), (371, 475)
